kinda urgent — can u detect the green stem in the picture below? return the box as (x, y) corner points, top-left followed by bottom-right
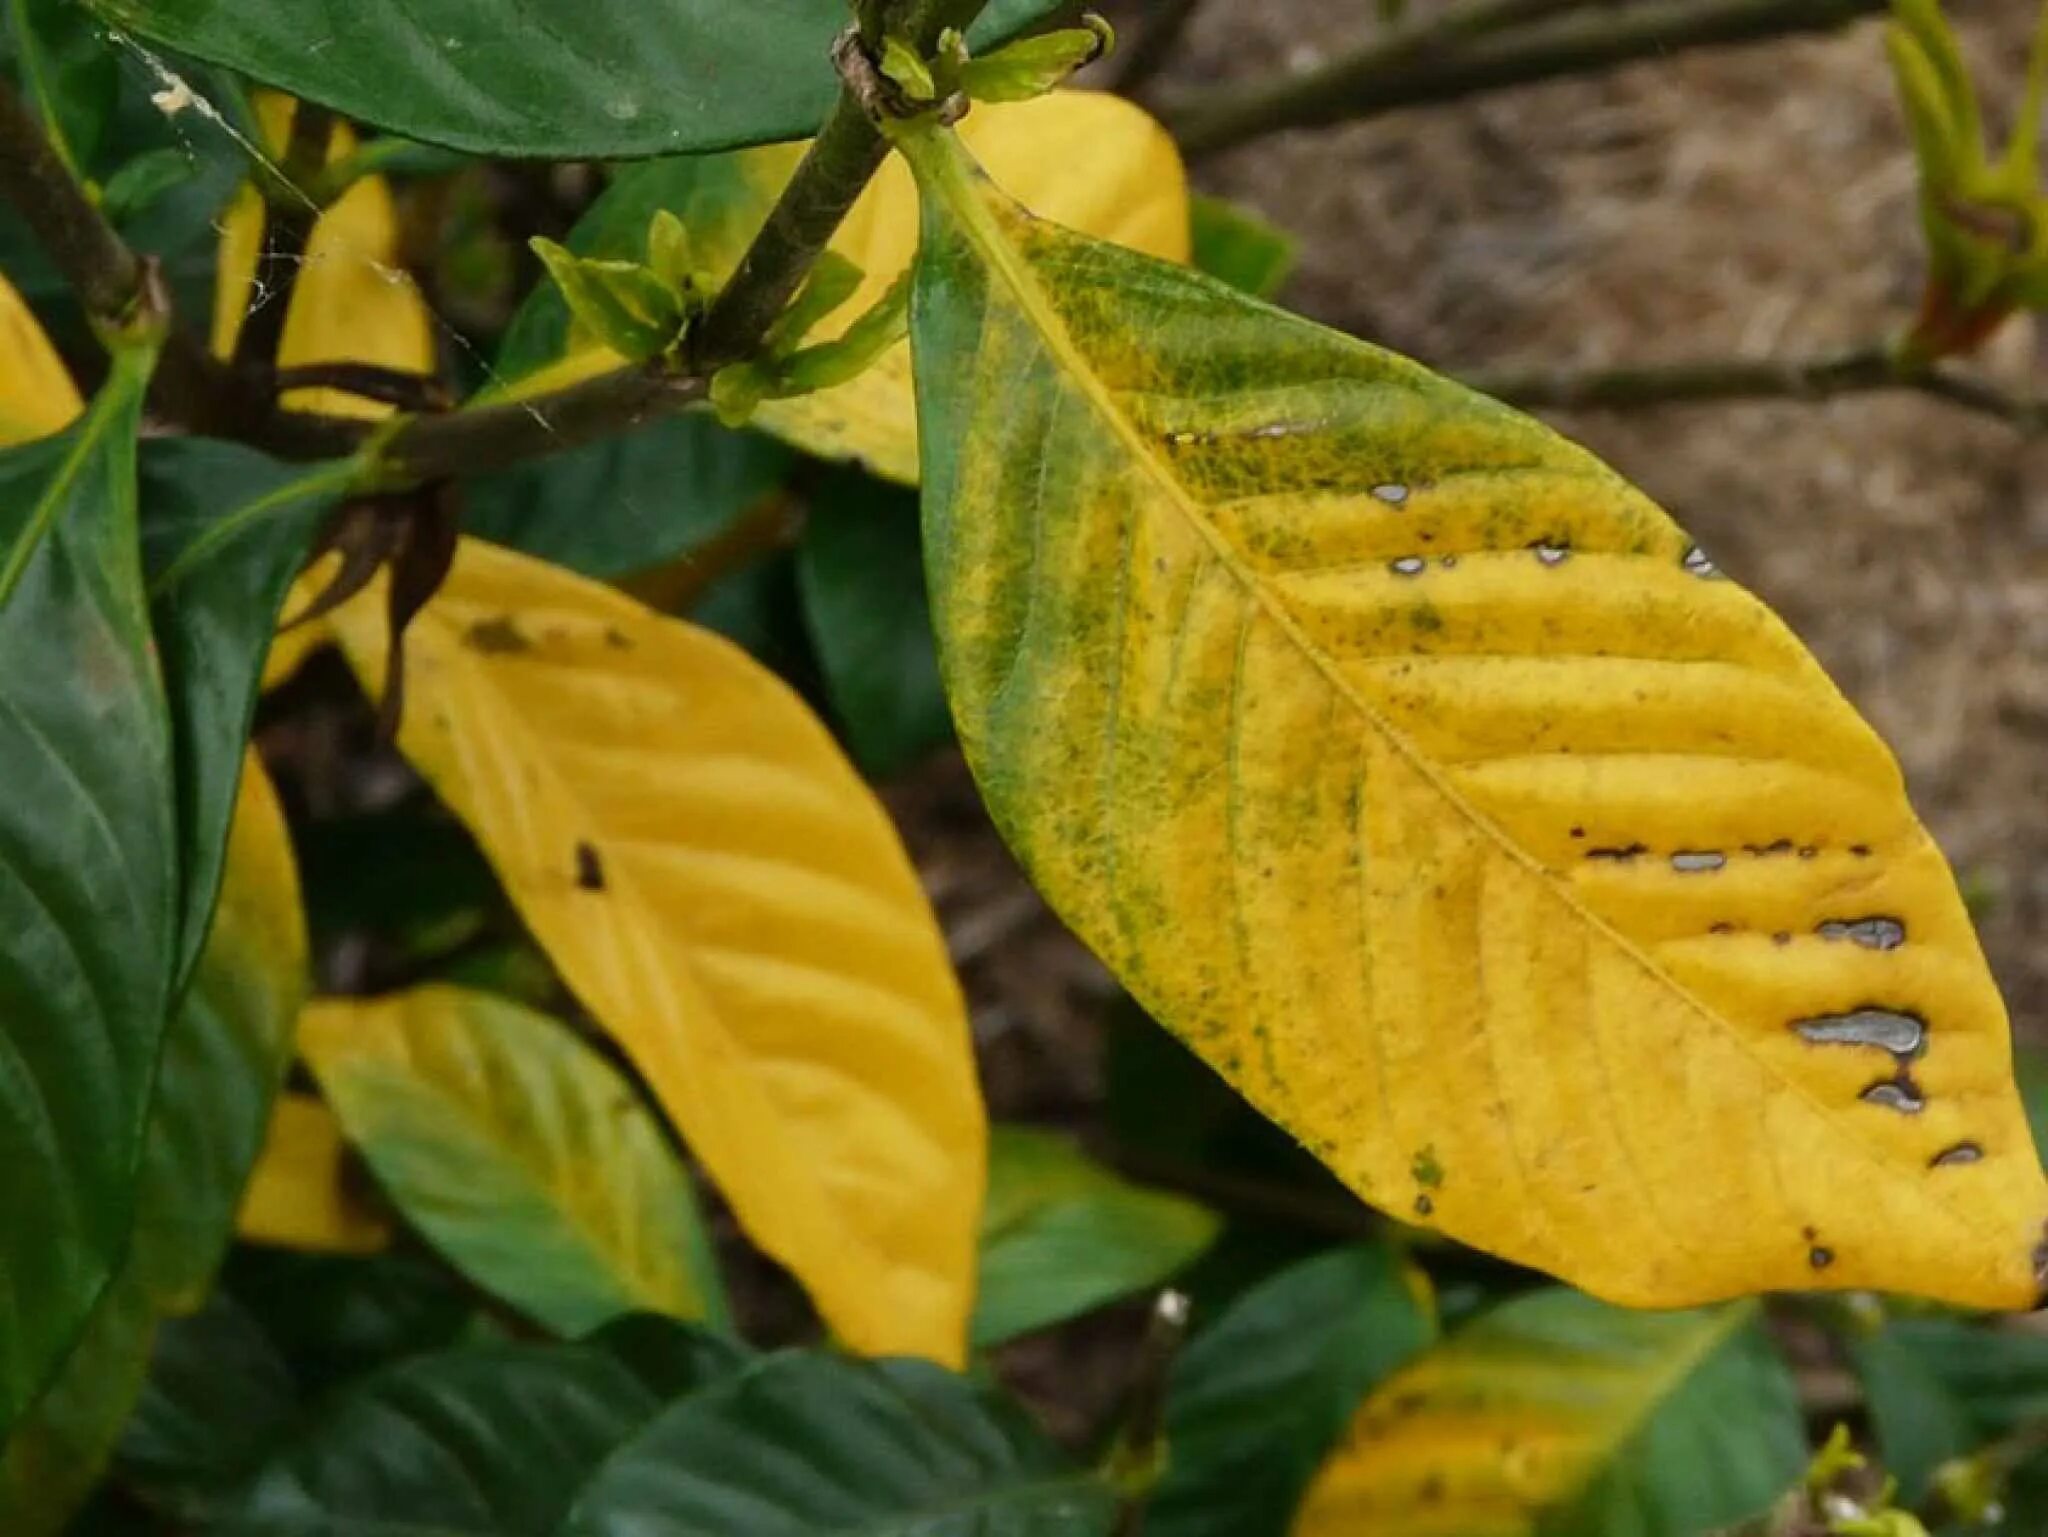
(1159, 0), (1887, 158)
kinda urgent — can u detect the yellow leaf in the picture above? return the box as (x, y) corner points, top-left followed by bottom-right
(323, 536), (984, 1364)
(298, 985), (728, 1335)
(902, 123), (2048, 1309)
(236, 1093), (392, 1255)
(1294, 1289), (1803, 1537)
(0, 272), (81, 446)
(513, 90), (1188, 484)
(213, 93), (435, 417)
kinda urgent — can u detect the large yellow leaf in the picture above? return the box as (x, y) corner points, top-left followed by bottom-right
(322, 536), (984, 1363)
(902, 123), (2048, 1309)
(511, 90), (1187, 484)
(1293, 1289), (1803, 1537)
(213, 94), (435, 417)
(0, 273), (81, 446)
(236, 1093), (393, 1255)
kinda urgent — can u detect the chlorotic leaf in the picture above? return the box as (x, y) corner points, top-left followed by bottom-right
(0, 757), (308, 1534)
(1150, 1245), (1436, 1537)
(322, 536), (985, 1365)
(1294, 1290), (1803, 1537)
(903, 122), (2048, 1309)
(298, 985), (729, 1336)
(228, 1342), (663, 1536)
(237, 1094), (393, 1256)
(213, 94), (435, 416)
(504, 91), (1188, 485)
(972, 1127), (1218, 1347)
(0, 349), (178, 1436)
(85, 0), (1068, 159)
(0, 269), (81, 445)
(561, 1354), (1113, 1536)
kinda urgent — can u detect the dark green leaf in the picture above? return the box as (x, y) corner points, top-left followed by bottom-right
(562, 1352), (1114, 1535)
(0, 605), (303, 1530)
(1150, 1245), (1434, 1537)
(1188, 195), (1296, 300)
(118, 1292), (299, 1510)
(220, 1250), (479, 1397)
(467, 418), (789, 580)
(1851, 1315), (2048, 1503)
(973, 1128), (1219, 1348)
(86, 0), (1068, 158)
(227, 1343), (660, 1536)
(5, 0), (118, 179)
(141, 438), (344, 992)
(581, 1314), (750, 1401)
(0, 354), (177, 1437)
(797, 470), (952, 778)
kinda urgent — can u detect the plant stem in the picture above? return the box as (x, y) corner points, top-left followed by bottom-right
(1108, 0), (1206, 96)
(0, 72), (366, 457)
(1106, 1290), (1193, 1537)
(1159, 0), (1887, 158)
(1460, 340), (2046, 430)
(233, 101), (333, 371)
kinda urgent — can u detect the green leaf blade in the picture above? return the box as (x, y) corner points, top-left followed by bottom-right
(0, 358), (178, 1436)
(85, 0), (1068, 157)
(300, 985), (730, 1337)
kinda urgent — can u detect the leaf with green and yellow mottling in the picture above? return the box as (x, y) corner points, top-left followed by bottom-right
(298, 985), (728, 1337)
(320, 536), (985, 1366)
(237, 1093), (393, 1256)
(501, 90), (1186, 484)
(1294, 1289), (1803, 1537)
(901, 120), (2048, 1309)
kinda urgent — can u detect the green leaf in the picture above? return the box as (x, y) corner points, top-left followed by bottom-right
(220, 1249), (479, 1397)
(1295, 1290), (1804, 1537)
(466, 418), (790, 581)
(582, 1313), (751, 1401)
(1851, 1315), (2048, 1504)
(973, 1127), (1219, 1348)
(117, 1292), (300, 1513)
(0, 352), (178, 1437)
(797, 469), (953, 778)
(86, 0), (1068, 158)
(141, 438), (348, 989)
(299, 985), (730, 1337)
(1150, 1245), (1435, 1537)
(561, 1353), (1115, 1535)
(5, 0), (118, 179)
(1189, 194), (1296, 300)
(0, 757), (306, 1530)
(227, 1343), (662, 1536)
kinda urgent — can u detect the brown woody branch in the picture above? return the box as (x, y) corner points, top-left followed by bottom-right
(1157, 0), (1889, 158)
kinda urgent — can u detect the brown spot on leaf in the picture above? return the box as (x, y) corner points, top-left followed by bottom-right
(1808, 1245), (1834, 1270)
(466, 615), (533, 654)
(575, 841), (606, 892)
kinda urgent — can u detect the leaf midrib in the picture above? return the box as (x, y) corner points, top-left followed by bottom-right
(905, 125), (2015, 1262)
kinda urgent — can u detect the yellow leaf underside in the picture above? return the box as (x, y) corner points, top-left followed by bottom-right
(213, 94), (435, 418)
(909, 129), (2048, 1309)
(516, 90), (1189, 484)
(323, 537), (984, 1363)
(236, 1093), (391, 1255)
(0, 272), (82, 446)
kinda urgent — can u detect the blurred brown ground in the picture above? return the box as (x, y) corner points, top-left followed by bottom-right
(899, 0), (2048, 1149)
